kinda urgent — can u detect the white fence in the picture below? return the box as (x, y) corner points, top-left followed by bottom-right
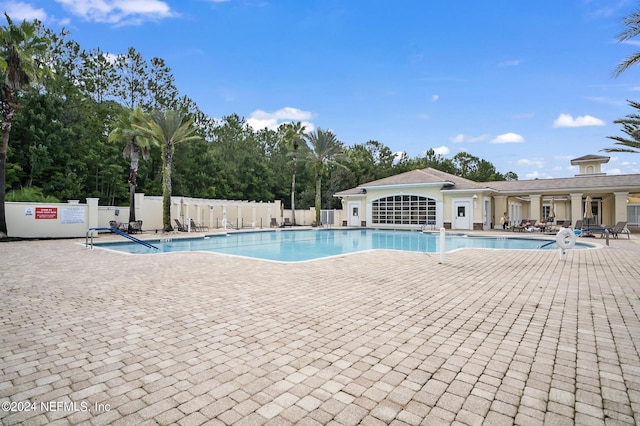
(6, 195), (280, 238)
(4, 195), (353, 239)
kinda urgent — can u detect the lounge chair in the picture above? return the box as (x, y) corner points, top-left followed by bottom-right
(608, 221), (630, 239)
(128, 220), (143, 234)
(282, 218), (293, 227)
(270, 218), (278, 228)
(174, 219), (188, 232)
(534, 220), (548, 232)
(579, 224), (605, 238)
(511, 219), (527, 232)
(190, 219), (209, 232)
(221, 219), (235, 229)
(573, 220), (583, 230)
(110, 220), (129, 232)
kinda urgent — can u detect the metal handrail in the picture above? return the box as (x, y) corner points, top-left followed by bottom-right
(86, 227), (159, 250)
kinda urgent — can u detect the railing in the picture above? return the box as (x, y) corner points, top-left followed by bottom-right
(241, 218), (263, 228)
(420, 221), (436, 231)
(86, 227), (159, 250)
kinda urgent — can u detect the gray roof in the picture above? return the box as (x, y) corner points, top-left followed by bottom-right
(570, 154), (610, 165)
(486, 173), (640, 194)
(334, 187), (366, 196)
(358, 168), (486, 190)
(334, 166), (640, 198)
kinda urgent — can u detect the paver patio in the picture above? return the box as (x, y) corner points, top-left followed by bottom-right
(1, 232), (639, 425)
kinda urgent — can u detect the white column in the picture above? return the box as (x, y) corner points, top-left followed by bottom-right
(570, 193), (583, 227)
(530, 194), (541, 221)
(614, 192), (629, 224)
(86, 198), (99, 231)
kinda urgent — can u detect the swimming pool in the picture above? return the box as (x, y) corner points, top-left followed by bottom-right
(94, 229), (594, 262)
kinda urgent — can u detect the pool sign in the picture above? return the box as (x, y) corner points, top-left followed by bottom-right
(35, 207), (58, 219)
(61, 208), (85, 224)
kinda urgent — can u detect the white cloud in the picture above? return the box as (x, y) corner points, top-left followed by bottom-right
(604, 168), (622, 175)
(553, 113), (605, 128)
(247, 107), (316, 132)
(432, 146), (449, 156)
(517, 158), (544, 168)
(2, 1), (47, 21)
(450, 134), (464, 143)
(450, 133), (490, 143)
(524, 170), (555, 179)
(54, 0), (176, 24)
(431, 95), (439, 102)
(491, 132), (525, 144)
(417, 113), (429, 120)
(525, 170), (543, 179)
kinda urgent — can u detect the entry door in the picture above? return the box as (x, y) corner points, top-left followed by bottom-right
(453, 201), (471, 230)
(348, 202), (361, 226)
(586, 199), (601, 226)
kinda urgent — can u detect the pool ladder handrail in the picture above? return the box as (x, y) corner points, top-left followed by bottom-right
(420, 222), (436, 232)
(86, 227), (159, 250)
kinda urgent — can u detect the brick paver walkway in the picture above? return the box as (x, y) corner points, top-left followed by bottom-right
(1, 233), (639, 425)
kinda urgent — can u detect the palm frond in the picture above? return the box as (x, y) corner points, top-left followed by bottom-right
(605, 100), (640, 153)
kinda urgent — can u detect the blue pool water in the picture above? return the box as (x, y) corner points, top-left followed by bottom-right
(94, 229), (593, 262)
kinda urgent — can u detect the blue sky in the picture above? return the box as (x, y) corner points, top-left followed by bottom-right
(3, 0), (640, 179)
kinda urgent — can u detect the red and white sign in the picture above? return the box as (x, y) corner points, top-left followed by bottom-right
(35, 207), (58, 219)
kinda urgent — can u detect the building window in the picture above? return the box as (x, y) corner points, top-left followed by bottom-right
(542, 205), (550, 221)
(628, 205), (640, 226)
(371, 195), (436, 225)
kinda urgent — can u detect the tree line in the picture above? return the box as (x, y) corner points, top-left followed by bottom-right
(1, 15), (516, 235)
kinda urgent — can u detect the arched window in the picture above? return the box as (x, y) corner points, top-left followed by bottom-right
(371, 195), (436, 225)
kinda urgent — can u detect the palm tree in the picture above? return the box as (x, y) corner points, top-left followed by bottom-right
(603, 100), (640, 154)
(303, 128), (347, 225)
(108, 107), (152, 224)
(0, 14), (51, 238)
(282, 121), (306, 225)
(132, 109), (201, 231)
(613, 8), (640, 77)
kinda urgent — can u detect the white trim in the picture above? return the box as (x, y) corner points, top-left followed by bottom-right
(369, 193), (440, 227)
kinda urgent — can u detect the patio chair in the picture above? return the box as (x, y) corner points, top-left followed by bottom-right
(534, 220), (549, 232)
(270, 218), (278, 228)
(110, 220), (128, 232)
(190, 219), (209, 232)
(608, 221), (630, 239)
(573, 220), (583, 230)
(511, 219), (527, 232)
(174, 219), (188, 232)
(128, 220), (143, 234)
(283, 218), (293, 227)
(221, 219), (235, 229)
